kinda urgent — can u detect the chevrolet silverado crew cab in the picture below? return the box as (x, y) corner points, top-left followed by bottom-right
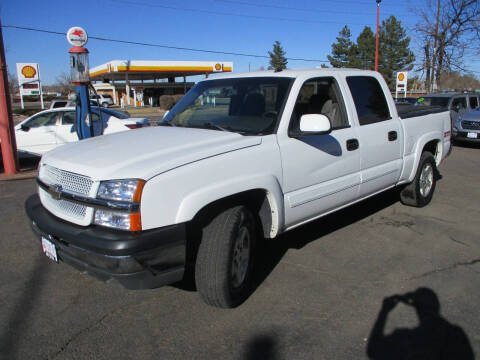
(26, 69), (451, 308)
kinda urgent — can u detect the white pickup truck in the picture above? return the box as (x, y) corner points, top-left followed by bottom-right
(26, 69), (451, 308)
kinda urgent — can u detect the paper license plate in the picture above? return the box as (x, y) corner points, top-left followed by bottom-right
(41, 237), (58, 262)
(467, 132), (478, 139)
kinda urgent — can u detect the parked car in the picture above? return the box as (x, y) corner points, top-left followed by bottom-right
(13, 107), (149, 156)
(90, 93), (114, 107)
(26, 69), (451, 308)
(420, 93), (480, 131)
(453, 108), (480, 143)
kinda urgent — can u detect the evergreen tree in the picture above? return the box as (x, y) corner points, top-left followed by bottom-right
(327, 25), (356, 68)
(379, 16), (415, 89)
(355, 26), (376, 70)
(268, 41), (288, 71)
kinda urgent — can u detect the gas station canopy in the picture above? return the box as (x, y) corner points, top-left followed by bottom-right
(90, 60), (233, 81)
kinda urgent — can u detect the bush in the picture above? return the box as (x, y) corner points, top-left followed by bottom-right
(159, 94), (184, 110)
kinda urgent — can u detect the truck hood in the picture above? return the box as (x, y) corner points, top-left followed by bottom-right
(460, 110), (480, 121)
(41, 127), (262, 180)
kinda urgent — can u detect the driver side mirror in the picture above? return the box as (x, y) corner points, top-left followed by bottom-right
(20, 124), (30, 132)
(299, 114), (332, 135)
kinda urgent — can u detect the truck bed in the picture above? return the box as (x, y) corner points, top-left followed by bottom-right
(396, 104), (447, 119)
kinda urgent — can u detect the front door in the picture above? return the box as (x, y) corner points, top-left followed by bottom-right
(278, 77), (361, 229)
(15, 112), (59, 155)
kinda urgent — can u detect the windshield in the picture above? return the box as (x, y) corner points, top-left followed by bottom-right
(162, 77), (293, 135)
(421, 97), (450, 108)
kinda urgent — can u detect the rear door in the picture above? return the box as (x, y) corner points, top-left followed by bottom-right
(345, 76), (403, 198)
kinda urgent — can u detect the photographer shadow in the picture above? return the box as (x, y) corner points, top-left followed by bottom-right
(367, 287), (474, 360)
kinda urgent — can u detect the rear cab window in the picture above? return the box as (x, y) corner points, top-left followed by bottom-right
(346, 76), (391, 126)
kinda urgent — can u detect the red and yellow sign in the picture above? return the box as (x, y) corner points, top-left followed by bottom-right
(21, 65), (37, 79)
(398, 73), (405, 81)
(214, 63), (222, 71)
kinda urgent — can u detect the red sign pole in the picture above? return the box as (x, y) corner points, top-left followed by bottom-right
(375, 1), (381, 72)
(0, 18), (19, 174)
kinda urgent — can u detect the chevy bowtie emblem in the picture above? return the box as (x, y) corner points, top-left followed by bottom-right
(50, 184), (63, 200)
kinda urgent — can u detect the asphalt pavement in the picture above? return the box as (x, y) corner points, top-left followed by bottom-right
(0, 143), (479, 360)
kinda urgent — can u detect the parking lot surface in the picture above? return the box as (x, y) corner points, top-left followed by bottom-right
(1, 144), (479, 360)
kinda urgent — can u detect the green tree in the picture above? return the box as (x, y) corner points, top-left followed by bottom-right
(379, 16), (415, 89)
(268, 41), (288, 71)
(355, 26), (376, 70)
(328, 25), (356, 68)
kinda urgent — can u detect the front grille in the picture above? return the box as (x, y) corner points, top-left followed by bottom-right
(462, 120), (480, 130)
(41, 165), (93, 195)
(39, 165), (95, 226)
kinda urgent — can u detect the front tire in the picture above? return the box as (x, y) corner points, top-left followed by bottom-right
(195, 206), (256, 308)
(400, 151), (437, 207)
(101, 102), (109, 108)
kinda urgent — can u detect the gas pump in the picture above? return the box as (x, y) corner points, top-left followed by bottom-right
(67, 27), (103, 139)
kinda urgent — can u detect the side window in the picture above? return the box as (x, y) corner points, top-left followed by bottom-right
(62, 111), (75, 125)
(24, 112), (58, 128)
(52, 101), (67, 108)
(452, 97), (467, 111)
(346, 76), (391, 126)
(290, 77), (349, 134)
(469, 96), (478, 109)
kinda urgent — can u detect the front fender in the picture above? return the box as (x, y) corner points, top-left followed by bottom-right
(176, 175), (284, 238)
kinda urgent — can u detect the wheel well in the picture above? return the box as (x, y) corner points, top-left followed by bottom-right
(422, 140), (440, 163)
(192, 189), (272, 239)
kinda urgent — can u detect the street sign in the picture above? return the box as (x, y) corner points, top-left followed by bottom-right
(395, 71), (408, 98)
(67, 27), (88, 47)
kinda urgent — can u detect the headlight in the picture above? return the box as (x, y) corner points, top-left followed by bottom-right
(97, 179), (145, 202)
(94, 179), (145, 231)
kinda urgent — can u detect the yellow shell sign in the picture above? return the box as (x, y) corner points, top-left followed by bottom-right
(21, 65), (37, 78)
(214, 63), (222, 71)
(398, 73), (405, 82)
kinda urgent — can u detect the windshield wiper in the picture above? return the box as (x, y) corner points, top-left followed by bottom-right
(203, 122), (230, 132)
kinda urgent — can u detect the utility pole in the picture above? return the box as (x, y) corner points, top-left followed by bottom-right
(431, 0), (441, 92)
(375, 0), (381, 72)
(0, 18), (19, 175)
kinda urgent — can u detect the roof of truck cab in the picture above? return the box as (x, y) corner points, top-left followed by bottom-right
(204, 68), (374, 81)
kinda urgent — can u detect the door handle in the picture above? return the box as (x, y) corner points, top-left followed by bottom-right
(346, 139), (359, 151)
(388, 131), (398, 141)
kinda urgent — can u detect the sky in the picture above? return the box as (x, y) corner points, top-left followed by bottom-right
(2, 0), (479, 85)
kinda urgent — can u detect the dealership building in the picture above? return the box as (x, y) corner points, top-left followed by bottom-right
(89, 60), (233, 106)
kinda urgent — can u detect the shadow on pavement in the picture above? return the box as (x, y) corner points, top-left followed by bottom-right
(367, 287), (474, 360)
(243, 333), (279, 360)
(0, 255), (49, 359)
(0, 154), (40, 174)
(251, 188), (401, 294)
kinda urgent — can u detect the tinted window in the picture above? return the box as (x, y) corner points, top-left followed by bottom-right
(25, 112), (58, 128)
(469, 96), (478, 109)
(346, 76), (391, 125)
(62, 111), (75, 125)
(452, 97), (467, 111)
(290, 77), (349, 134)
(163, 77), (293, 135)
(52, 101), (67, 108)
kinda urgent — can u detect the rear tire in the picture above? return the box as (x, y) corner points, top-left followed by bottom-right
(400, 151), (437, 207)
(195, 206), (256, 308)
(101, 102), (109, 108)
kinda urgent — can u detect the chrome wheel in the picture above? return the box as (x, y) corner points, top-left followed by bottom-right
(419, 163), (434, 197)
(231, 225), (250, 289)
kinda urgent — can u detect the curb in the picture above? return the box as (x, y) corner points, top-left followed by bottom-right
(0, 170), (37, 181)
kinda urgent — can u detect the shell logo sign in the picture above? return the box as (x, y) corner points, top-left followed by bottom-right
(214, 63), (222, 71)
(21, 65), (37, 79)
(398, 73), (405, 82)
